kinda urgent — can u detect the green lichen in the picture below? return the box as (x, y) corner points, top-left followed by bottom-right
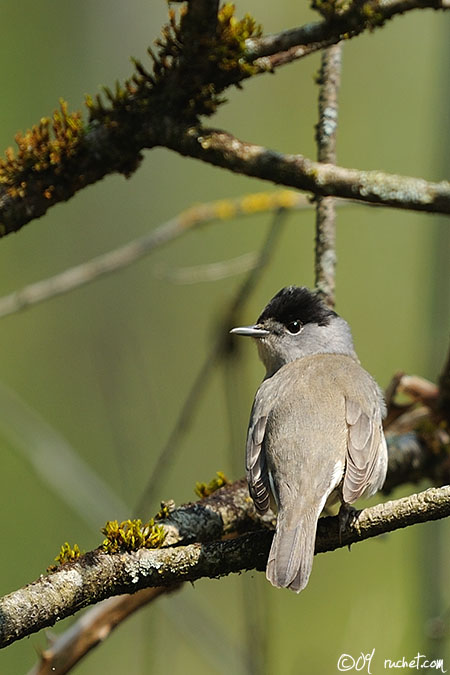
(101, 518), (166, 553)
(195, 471), (230, 499)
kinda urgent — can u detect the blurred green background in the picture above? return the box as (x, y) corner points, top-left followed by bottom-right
(0, 2), (449, 673)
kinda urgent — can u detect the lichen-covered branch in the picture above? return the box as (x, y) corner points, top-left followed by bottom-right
(164, 126), (450, 213)
(2, 481), (450, 650)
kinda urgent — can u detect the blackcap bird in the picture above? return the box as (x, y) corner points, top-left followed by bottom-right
(230, 286), (387, 592)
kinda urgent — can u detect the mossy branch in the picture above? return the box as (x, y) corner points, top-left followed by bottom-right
(1, 422), (450, 650)
(2, 483), (450, 650)
(0, 1), (448, 236)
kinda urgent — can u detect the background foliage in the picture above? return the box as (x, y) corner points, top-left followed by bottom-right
(0, 1), (449, 673)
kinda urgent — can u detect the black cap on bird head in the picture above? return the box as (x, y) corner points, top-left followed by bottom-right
(230, 286), (354, 376)
(257, 286), (336, 328)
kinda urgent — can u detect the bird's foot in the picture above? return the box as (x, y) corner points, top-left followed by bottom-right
(338, 503), (360, 550)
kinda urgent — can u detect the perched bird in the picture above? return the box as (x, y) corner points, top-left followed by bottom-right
(230, 286), (387, 592)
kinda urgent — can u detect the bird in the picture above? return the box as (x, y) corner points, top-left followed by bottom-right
(230, 286), (388, 592)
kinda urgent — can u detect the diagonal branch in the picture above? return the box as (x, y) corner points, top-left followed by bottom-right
(164, 126), (450, 214)
(246, 0), (450, 62)
(28, 586), (180, 675)
(0, 191), (309, 321)
(135, 209), (287, 514)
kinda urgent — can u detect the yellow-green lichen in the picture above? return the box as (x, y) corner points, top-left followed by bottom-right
(101, 518), (166, 553)
(195, 471), (230, 499)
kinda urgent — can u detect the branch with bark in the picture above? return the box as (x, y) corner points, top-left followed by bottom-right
(0, 0), (448, 236)
(1, 419), (449, 651)
(163, 126), (450, 214)
(1, 0), (449, 670)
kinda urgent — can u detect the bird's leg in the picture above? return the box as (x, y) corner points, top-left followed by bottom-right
(338, 502), (360, 550)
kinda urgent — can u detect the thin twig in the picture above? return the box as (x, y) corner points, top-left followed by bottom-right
(135, 210), (287, 515)
(154, 251), (259, 284)
(0, 191), (309, 321)
(245, 0), (450, 60)
(314, 43), (342, 308)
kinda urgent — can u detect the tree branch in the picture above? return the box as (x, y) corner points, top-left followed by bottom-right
(164, 126), (450, 214)
(0, 191), (309, 320)
(0, 2), (447, 236)
(246, 0), (450, 61)
(2, 481), (450, 649)
(314, 43), (342, 308)
(28, 586), (180, 675)
(135, 210), (287, 514)
(2, 415), (450, 651)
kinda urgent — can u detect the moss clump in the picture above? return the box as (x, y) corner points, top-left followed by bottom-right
(87, 4), (262, 123)
(154, 500), (176, 521)
(0, 100), (84, 194)
(311, 0), (353, 17)
(311, 0), (384, 29)
(101, 518), (166, 554)
(195, 471), (230, 499)
(54, 542), (82, 566)
(211, 4), (262, 76)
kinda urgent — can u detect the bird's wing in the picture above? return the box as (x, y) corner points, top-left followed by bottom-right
(246, 392), (272, 515)
(343, 397), (387, 503)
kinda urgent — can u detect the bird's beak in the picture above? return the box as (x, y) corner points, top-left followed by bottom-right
(230, 325), (270, 338)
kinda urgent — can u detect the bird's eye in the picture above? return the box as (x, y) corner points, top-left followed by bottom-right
(286, 320), (302, 334)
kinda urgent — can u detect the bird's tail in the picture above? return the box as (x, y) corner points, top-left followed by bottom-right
(266, 509), (320, 593)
